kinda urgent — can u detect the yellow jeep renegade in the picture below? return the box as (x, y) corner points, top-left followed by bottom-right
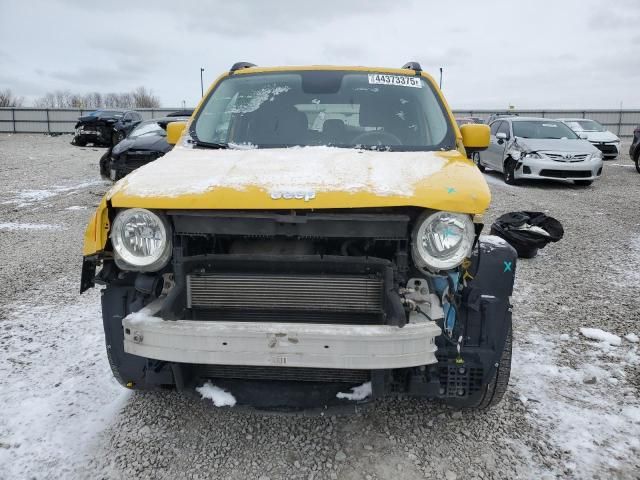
(81, 62), (516, 411)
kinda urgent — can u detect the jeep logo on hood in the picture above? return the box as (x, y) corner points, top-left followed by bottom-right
(270, 190), (316, 202)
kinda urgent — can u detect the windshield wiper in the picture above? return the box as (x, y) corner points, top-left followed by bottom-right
(193, 139), (229, 149)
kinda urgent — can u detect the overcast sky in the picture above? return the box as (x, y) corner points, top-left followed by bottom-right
(1, 0), (639, 109)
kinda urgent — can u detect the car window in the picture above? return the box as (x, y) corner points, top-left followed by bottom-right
(513, 121), (579, 139)
(497, 121), (510, 138)
(573, 120), (604, 132)
(490, 121), (502, 136)
(129, 121), (165, 138)
(192, 71), (455, 151)
(123, 113), (131, 121)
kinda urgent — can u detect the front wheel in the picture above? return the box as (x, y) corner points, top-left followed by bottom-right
(474, 323), (512, 409)
(472, 152), (485, 172)
(635, 152), (640, 174)
(503, 158), (519, 185)
(574, 180), (593, 186)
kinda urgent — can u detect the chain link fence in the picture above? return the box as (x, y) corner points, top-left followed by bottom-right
(1, 107), (639, 138)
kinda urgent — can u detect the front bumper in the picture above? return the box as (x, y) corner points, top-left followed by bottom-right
(591, 142), (619, 158)
(515, 155), (603, 181)
(123, 314), (441, 370)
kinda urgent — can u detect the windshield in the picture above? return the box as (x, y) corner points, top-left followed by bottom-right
(512, 121), (579, 140)
(129, 121), (164, 138)
(564, 120), (605, 132)
(191, 71), (454, 151)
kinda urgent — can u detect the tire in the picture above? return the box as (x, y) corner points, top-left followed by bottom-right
(472, 152), (485, 172)
(574, 180), (593, 186)
(74, 137), (87, 147)
(503, 158), (519, 185)
(474, 323), (512, 409)
(635, 152), (640, 174)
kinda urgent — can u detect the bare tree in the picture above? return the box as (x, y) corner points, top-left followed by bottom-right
(0, 89), (24, 107)
(34, 92), (56, 108)
(132, 86), (160, 108)
(34, 87), (161, 109)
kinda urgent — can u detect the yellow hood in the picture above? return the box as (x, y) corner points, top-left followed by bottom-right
(84, 146), (490, 256)
(106, 146), (490, 212)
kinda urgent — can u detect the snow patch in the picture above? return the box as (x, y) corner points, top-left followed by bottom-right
(108, 146), (447, 199)
(196, 382), (236, 407)
(0, 291), (128, 479)
(3, 180), (108, 208)
(580, 327), (622, 346)
(624, 333), (639, 343)
(0, 222), (63, 231)
(336, 381), (372, 401)
(65, 205), (87, 210)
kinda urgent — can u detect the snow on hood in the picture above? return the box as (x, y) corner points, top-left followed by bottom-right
(108, 145), (448, 199)
(515, 137), (600, 153)
(582, 131), (619, 143)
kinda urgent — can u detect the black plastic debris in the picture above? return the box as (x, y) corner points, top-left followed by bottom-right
(490, 211), (564, 258)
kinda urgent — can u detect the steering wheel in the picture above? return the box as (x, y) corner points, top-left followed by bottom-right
(352, 130), (402, 147)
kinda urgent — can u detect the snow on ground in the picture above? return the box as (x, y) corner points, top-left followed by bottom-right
(2, 180), (108, 209)
(196, 382), (237, 407)
(0, 222), (64, 231)
(336, 382), (372, 401)
(580, 327), (622, 345)
(0, 289), (128, 479)
(512, 329), (640, 477)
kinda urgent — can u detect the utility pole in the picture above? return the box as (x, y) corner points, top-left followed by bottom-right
(200, 68), (205, 97)
(439, 67), (443, 89)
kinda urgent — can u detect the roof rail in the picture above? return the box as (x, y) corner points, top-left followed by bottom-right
(230, 62), (257, 73)
(401, 62), (422, 72)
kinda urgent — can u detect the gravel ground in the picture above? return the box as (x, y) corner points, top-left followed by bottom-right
(1, 134), (639, 480)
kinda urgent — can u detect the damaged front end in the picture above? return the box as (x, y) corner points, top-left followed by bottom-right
(82, 204), (516, 412)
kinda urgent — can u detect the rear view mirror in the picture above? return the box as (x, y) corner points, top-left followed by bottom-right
(460, 124), (490, 153)
(166, 121), (187, 145)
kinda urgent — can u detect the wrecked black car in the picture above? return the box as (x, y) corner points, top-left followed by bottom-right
(72, 110), (143, 147)
(99, 116), (188, 180)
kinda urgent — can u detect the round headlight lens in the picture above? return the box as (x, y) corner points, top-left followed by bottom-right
(111, 208), (171, 271)
(411, 211), (475, 272)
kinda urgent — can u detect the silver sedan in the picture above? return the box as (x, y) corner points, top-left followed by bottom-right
(474, 117), (604, 186)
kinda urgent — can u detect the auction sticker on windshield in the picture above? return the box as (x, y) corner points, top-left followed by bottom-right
(368, 74), (422, 88)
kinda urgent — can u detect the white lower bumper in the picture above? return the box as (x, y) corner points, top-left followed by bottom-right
(122, 315), (441, 370)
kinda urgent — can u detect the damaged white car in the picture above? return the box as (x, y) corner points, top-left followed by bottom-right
(476, 117), (603, 186)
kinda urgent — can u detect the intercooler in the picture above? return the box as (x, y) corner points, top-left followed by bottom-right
(198, 364), (370, 383)
(186, 272), (384, 313)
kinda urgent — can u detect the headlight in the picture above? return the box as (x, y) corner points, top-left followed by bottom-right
(411, 211), (475, 272)
(524, 152), (542, 159)
(592, 151), (603, 160)
(111, 208), (172, 271)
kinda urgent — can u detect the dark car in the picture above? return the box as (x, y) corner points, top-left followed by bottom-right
(73, 109), (143, 147)
(166, 109), (194, 117)
(630, 125), (640, 173)
(99, 116), (188, 180)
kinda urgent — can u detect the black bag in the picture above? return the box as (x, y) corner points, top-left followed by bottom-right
(490, 211), (564, 258)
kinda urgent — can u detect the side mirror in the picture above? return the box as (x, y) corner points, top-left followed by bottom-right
(460, 124), (490, 153)
(579, 133), (588, 140)
(166, 121), (187, 145)
(496, 132), (508, 141)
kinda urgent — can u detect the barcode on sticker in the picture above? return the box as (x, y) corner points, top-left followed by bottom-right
(368, 74), (422, 88)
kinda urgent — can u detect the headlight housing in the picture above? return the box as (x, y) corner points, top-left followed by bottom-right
(592, 151), (603, 160)
(524, 152), (542, 159)
(111, 208), (172, 271)
(411, 211), (475, 272)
